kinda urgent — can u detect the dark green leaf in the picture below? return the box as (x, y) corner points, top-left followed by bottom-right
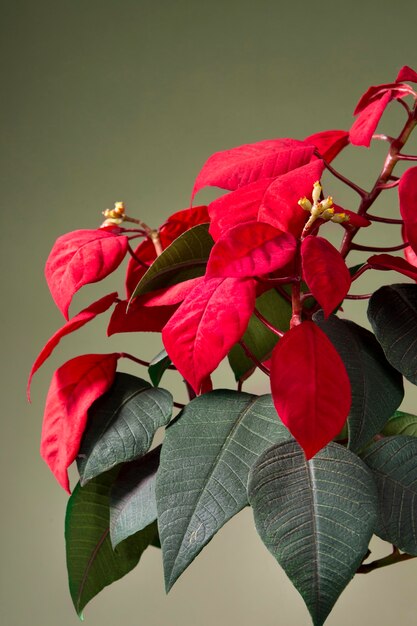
(77, 373), (172, 484)
(65, 468), (158, 618)
(382, 410), (417, 437)
(131, 223), (213, 298)
(148, 349), (172, 387)
(368, 283), (417, 384)
(361, 436), (417, 554)
(314, 312), (403, 451)
(248, 441), (377, 626)
(228, 288), (291, 381)
(110, 446), (160, 548)
(156, 390), (291, 591)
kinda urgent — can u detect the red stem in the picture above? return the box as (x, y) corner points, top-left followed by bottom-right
(351, 242), (408, 252)
(323, 157), (367, 197)
(238, 341), (270, 375)
(253, 309), (284, 337)
(366, 214), (403, 224)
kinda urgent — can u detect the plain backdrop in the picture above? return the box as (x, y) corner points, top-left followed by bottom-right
(2, 1), (417, 625)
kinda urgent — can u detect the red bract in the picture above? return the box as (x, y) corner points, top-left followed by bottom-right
(350, 78), (416, 147)
(367, 254), (417, 281)
(206, 222), (297, 279)
(259, 160), (325, 236)
(208, 178), (273, 241)
(41, 353), (119, 492)
(45, 229), (128, 319)
(162, 277), (256, 393)
(396, 65), (417, 83)
(107, 299), (177, 335)
(139, 277), (204, 306)
(125, 205), (209, 298)
(304, 129), (350, 162)
(270, 321), (351, 459)
(399, 166), (417, 253)
(28, 292), (118, 398)
(350, 91), (392, 147)
(301, 236), (351, 317)
(191, 139), (315, 201)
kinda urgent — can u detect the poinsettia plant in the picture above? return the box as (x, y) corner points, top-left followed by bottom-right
(30, 65), (417, 625)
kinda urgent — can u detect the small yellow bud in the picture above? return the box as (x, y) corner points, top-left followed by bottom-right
(321, 196), (334, 210)
(321, 208), (335, 220)
(298, 197), (312, 211)
(331, 212), (350, 224)
(312, 181), (322, 204)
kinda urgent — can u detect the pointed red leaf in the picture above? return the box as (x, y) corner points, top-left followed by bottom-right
(28, 292), (118, 398)
(125, 206), (209, 298)
(270, 321), (351, 459)
(350, 91), (393, 147)
(208, 177), (273, 241)
(367, 254), (417, 281)
(396, 66), (417, 83)
(304, 129), (349, 162)
(162, 277), (256, 393)
(45, 229), (128, 319)
(259, 160), (325, 236)
(353, 83), (415, 115)
(139, 277), (204, 307)
(191, 139), (315, 200)
(107, 299), (177, 335)
(41, 353), (119, 492)
(160, 205), (210, 239)
(399, 167), (417, 254)
(206, 222), (296, 278)
(301, 236), (351, 317)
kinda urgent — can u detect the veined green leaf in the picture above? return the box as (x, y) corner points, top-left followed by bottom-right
(368, 283), (417, 384)
(156, 390), (291, 591)
(110, 446), (160, 548)
(77, 373), (172, 484)
(361, 436), (417, 554)
(314, 312), (403, 451)
(65, 468), (158, 618)
(228, 288), (291, 381)
(131, 223), (213, 298)
(248, 441), (377, 626)
(148, 349), (172, 387)
(382, 410), (417, 437)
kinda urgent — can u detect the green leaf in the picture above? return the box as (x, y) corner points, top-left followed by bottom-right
(77, 373), (173, 484)
(156, 390), (291, 591)
(382, 410), (417, 437)
(361, 436), (417, 554)
(248, 441), (377, 626)
(131, 223), (213, 298)
(110, 446), (160, 548)
(228, 288), (291, 381)
(368, 283), (417, 384)
(314, 312), (403, 451)
(148, 349), (172, 387)
(65, 468), (158, 618)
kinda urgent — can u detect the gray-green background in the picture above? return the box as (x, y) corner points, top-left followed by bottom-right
(3, 1), (417, 624)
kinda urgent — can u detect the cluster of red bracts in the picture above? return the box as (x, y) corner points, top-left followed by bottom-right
(30, 65), (417, 492)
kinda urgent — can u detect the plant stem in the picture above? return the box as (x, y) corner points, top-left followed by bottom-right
(323, 158), (367, 197)
(351, 242), (408, 252)
(366, 214), (403, 224)
(339, 104), (417, 260)
(254, 308), (284, 337)
(357, 546), (417, 574)
(239, 340), (270, 375)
